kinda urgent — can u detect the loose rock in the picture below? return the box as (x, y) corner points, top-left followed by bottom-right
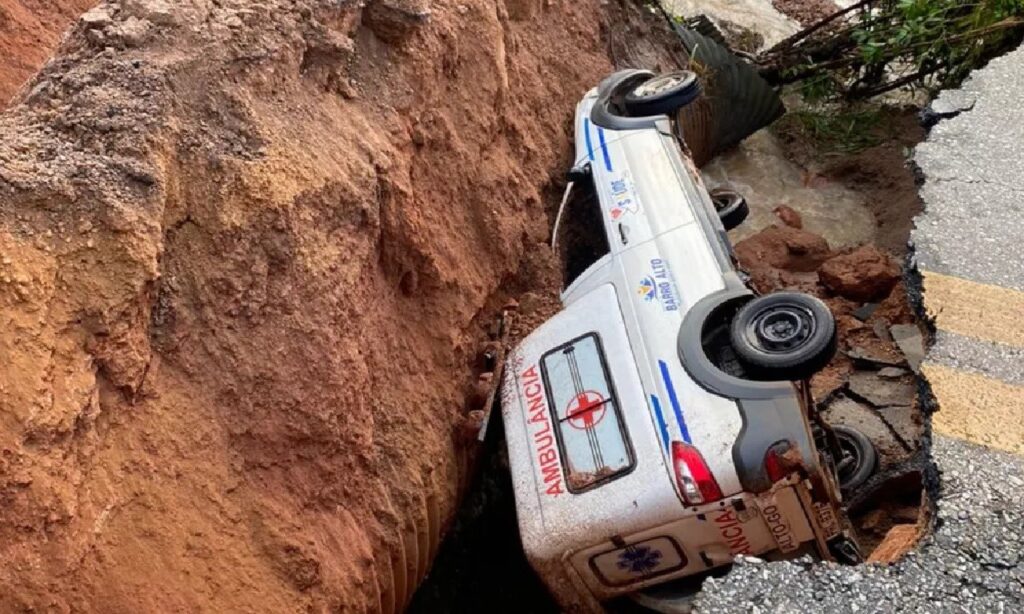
(890, 324), (926, 372)
(878, 366), (908, 379)
(851, 302), (879, 321)
(112, 16), (153, 48)
(819, 245), (901, 302)
(363, 0), (432, 44)
(846, 345), (905, 369)
(125, 0), (176, 26)
(773, 204), (803, 228)
(848, 371), (916, 408)
(734, 224), (832, 273)
(80, 6), (113, 29)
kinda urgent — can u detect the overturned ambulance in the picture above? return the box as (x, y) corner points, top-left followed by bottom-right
(500, 69), (876, 612)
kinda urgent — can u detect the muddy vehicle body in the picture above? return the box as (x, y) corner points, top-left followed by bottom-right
(500, 71), (870, 612)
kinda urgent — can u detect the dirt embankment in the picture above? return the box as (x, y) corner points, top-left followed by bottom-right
(0, 0), (95, 107)
(0, 0), (669, 610)
(773, 108), (926, 253)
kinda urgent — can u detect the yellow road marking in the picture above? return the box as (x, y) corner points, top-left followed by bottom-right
(923, 362), (1024, 455)
(923, 270), (1024, 348)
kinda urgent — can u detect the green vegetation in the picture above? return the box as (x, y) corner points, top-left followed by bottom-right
(761, 0), (1024, 99)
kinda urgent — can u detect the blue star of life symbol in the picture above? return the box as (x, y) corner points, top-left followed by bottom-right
(617, 544), (663, 575)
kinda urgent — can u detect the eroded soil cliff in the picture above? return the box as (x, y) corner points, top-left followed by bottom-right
(0, 0), (95, 106)
(0, 0), (678, 610)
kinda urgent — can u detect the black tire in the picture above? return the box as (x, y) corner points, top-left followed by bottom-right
(623, 71), (701, 117)
(710, 188), (749, 231)
(728, 292), (837, 381)
(832, 425), (878, 492)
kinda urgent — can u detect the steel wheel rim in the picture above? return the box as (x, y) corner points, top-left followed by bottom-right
(836, 433), (861, 483)
(633, 73), (687, 98)
(745, 304), (815, 353)
(712, 192), (740, 213)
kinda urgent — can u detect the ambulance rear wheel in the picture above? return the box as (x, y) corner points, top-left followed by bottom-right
(623, 71), (702, 117)
(710, 188), (749, 231)
(833, 425), (877, 492)
(729, 292), (837, 381)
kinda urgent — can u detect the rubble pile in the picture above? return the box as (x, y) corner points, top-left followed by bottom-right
(736, 209), (927, 558)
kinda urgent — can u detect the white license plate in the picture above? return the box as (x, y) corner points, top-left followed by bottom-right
(813, 501), (841, 538)
(756, 492), (803, 553)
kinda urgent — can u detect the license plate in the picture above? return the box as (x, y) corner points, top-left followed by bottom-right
(813, 501), (841, 538)
(757, 493), (800, 553)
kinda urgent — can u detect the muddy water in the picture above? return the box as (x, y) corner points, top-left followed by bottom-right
(662, 0), (879, 247)
(702, 130), (877, 247)
(664, 0), (799, 49)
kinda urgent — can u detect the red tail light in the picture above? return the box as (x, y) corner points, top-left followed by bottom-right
(671, 441), (722, 506)
(764, 440), (795, 483)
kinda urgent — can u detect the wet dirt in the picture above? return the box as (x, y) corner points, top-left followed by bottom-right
(772, 107), (926, 253)
(772, 0), (839, 27)
(0, 0), (94, 107)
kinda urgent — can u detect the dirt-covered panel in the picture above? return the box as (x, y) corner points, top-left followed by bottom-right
(0, 0), (654, 610)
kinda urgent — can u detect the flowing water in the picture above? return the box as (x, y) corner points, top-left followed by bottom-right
(664, 0), (878, 247)
(664, 0), (800, 49)
(703, 129), (877, 247)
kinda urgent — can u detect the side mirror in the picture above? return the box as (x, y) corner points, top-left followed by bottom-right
(566, 163), (591, 183)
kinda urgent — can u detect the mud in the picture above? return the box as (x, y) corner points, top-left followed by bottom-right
(772, 107), (926, 253)
(705, 130), (878, 248)
(772, 0), (839, 27)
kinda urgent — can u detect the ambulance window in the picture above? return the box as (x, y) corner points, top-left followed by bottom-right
(540, 334), (634, 492)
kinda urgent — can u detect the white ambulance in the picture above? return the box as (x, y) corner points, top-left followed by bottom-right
(500, 70), (875, 612)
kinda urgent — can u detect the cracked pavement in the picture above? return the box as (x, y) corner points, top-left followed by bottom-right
(696, 44), (1024, 613)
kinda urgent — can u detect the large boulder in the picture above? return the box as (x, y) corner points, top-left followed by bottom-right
(734, 224), (832, 272)
(819, 245), (901, 302)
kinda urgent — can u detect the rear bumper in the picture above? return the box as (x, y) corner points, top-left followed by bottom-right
(557, 479), (822, 605)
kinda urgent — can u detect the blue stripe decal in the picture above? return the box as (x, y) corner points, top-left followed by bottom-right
(597, 127), (613, 172)
(658, 360), (691, 443)
(650, 395), (670, 452)
(583, 118), (595, 161)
